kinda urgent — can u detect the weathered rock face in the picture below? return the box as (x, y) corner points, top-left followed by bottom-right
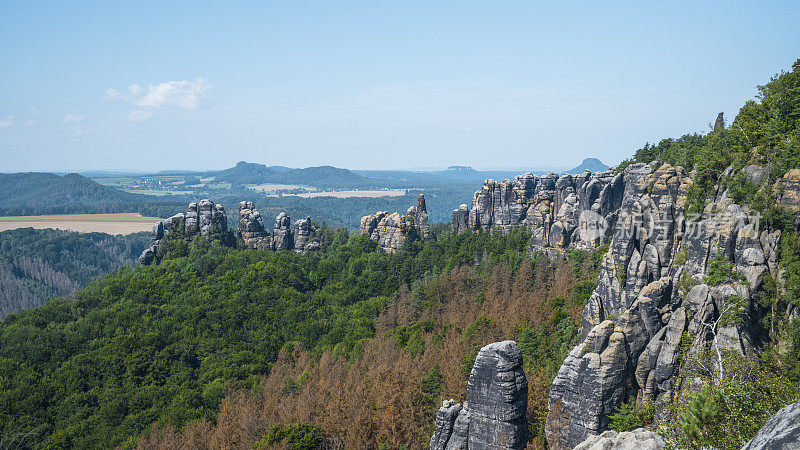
(430, 341), (527, 450)
(451, 204), (469, 234)
(238, 203), (319, 253)
(272, 212), (294, 251)
(545, 162), (771, 448)
(139, 200), (229, 265)
(361, 194), (430, 252)
(742, 400), (800, 450)
(237, 201), (271, 249)
(293, 217), (320, 252)
(455, 169), (623, 250)
(574, 428), (665, 450)
(778, 168), (800, 212)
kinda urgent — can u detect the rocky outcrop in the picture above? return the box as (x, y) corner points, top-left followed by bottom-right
(454, 169), (623, 250)
(139, 201), (323, 265)
(293, 216), (320, 252)
(742, 400), (800, 450)
(361, 194), (430, 252)
(238, 203), (319, 253)
(778, 168), (800, 212)
(139, 199), (230, 265)
(545, 162), (771, 449)
(272, 212), (294, 251)
(574, 428), (665, 450)
(237, 201), (271, 249)
(451, 204), (469, 234)
(430, 341), (528, 449)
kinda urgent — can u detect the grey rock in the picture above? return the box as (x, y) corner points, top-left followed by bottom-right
(237, 201), (271, 249)
(430, 341), (527, 450)
(742, 400), (800, 450)
(451, 204), (469, 234)
(272, 212), (294, 251)
(430, 400), (463, 450)
(293, 216), (319, 253)
(139, 201), (228, 265)
(361, 195), (430, 252)
(574, 428), (665, 450)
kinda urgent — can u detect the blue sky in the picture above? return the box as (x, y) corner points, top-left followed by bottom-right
(1, 1), (798, 172)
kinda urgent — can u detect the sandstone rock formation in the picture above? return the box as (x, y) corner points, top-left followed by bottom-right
(545, 162), (772, 448)
(574, 428), (665, 450)
(430, 341), (527, 450)
(778, 168), (800, 212)
(453, 169), (623, 250)
(237, 201), (271, 249)
(237, 203), (319, 253)
(361, 194), (430, 252)
(272, 212), (294, 251)
(139, 199), (229, 265)
(742, 400), (800, 450)
(139, 200), (322, 265)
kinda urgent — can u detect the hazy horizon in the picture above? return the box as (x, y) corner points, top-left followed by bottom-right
(2, 1), (799, 172)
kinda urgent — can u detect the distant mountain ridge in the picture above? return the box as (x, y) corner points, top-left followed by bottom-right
(0, 173), (148, 211)
(212, 161), (374, 189)
(565, 157), (609, 174)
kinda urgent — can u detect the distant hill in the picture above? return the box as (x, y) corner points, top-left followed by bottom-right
(0, 173), (151, 214)
(565, 158), (609, 174)
(213, 161), (375, 189)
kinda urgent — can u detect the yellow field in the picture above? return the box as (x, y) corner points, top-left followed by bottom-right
(0, 213), (160, 235)
(289, 189), (409, 198)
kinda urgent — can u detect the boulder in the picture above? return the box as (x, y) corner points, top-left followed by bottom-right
(742, 400), (800, 450)
(573, 428), (665, 450)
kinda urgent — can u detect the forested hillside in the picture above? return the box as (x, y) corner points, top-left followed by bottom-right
(0, 225), (580, 448)
(0, 228), (148, 319)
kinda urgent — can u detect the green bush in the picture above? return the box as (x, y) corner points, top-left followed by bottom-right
(256, 423), (323, 450)
(609, 397), (653, 432)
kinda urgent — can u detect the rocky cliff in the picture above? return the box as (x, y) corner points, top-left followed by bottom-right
(544, 162), (777, 448)
(140, 200), (320, 265)
(237, 202), (320, 253)
(447, 160), (797, 448)
(430, 341), (528, 450)
(139, 199), (230, 265)
(453, 169), (623, 250)
(361, 194), (429, 252)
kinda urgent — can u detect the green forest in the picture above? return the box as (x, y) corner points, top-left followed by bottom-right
(0, 225), (542, 448)
(0, 228), (148, 320)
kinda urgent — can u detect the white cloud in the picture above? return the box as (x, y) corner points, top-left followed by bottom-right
(0, 115), (34, 128)
(62, 114), (85, 124)
(134, 78), (211, 110)
(103, 88), (122, 100)
(105, 77), (211, 122)
(127, 110), (154, 122)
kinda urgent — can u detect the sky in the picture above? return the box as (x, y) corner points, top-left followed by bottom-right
(1, 1), (799, 173)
